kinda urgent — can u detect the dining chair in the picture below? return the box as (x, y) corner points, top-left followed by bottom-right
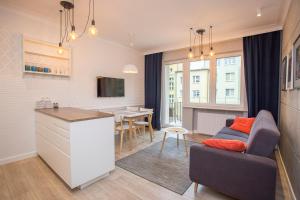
(126, 106), (139, 111)
(134, 108), (154, 142)
(115, 114), (137, 153)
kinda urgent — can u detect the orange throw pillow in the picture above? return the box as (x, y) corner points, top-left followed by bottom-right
(230, 117), (255, 134)
(202, 139), (247, 152)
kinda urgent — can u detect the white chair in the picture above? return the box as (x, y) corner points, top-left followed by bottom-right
(126, 106), (139, 111)
(134, 108), (154, 142)
(115, 114), (137, 153)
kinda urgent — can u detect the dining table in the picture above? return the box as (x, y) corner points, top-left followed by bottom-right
(114, 110), (154, 149)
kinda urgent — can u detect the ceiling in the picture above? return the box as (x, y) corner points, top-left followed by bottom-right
(0, 0), (290, 53)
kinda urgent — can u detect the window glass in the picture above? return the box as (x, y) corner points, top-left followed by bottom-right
(189, 60), (210, 103)
(216, 56), (241, 105)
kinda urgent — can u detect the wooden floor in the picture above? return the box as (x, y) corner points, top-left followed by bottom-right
(0, 130), (293, 200)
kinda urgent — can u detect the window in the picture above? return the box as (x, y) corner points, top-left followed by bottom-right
(216, 56), (241, 105)
(192, 90), (200, 98)
(189, 60), (210, 103)
(192, 75), (200, 83)
(169, 94), (174, 103)
(169, 77), (174, 90)
(225, 89), (234, 96)
(225, 72), (235, 82)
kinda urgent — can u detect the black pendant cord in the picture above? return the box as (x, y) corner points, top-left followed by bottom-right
(59, 10), (62, 45)
(62, 8), (69, 43)
(77, 0), (92, 38)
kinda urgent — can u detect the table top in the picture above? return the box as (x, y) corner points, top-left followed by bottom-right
(114, 110), (152, 118)
(36, 107), (114, 122)
(163, 127), (189, 134)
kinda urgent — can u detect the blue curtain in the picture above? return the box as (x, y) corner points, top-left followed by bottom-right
(243, 31), (281, 123)
(145, 52), (163, 129)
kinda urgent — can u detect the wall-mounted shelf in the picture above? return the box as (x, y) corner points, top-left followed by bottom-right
(22, 36), (72, 77)
(23, 71), (70, 77)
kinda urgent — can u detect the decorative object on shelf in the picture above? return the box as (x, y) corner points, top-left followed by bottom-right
(281, 56), (287, 91)
(187, 26), (214, 60)
(123, 64), (138, 74)
(36, 97), (53, 109)
(287, 50), (293, 90)
(58, 0), (98, 53)
(53, 102), (59, 109)
(293, 34), (300, 88)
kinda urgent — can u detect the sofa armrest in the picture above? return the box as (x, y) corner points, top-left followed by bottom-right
(190, 144), (277, 200)
(225, 119), (234, 127)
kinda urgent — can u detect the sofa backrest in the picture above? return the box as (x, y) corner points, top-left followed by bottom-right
(246, 110), (280, 157)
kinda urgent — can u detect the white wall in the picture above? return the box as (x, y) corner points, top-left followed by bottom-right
(0, 7), (144, 164)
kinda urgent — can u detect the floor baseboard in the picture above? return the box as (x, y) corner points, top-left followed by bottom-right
(0, 151), (37, 165)
(276, 148), (297, 200)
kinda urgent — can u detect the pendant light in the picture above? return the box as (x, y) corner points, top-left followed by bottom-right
(209, 26), (215, 57)
(88, 0), (98, 36)
(196, 29), (205, 60)
(57, 10), (64, 55)
(57, 0), (98, 54)
(123, 64), (138, 74)
(187, 28), (194, 59)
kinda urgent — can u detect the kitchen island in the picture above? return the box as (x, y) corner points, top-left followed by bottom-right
(35, 107), (115, 189)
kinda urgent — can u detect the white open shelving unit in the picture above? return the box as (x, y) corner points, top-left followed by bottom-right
(22, 36), (72, 77)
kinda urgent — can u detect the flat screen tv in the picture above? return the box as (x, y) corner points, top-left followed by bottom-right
(97, 77), (124, 97)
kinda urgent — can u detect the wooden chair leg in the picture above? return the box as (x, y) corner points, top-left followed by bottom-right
(143, 125), (146, 135)
(194, 182), (198, 193)
(149, 127), (153, 142)
(119, 130), (124, 154)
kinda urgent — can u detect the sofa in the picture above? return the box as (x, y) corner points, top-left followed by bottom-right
(189, 110), (280, 200)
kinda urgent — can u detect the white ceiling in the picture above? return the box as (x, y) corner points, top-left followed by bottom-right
(0, 0), (290, 53)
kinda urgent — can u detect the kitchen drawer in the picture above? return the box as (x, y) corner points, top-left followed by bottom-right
(36, 112), (70, 131)
(37, 134), (71, 186)
(36, 123), (70, 155)
(36, 113), (70, 138)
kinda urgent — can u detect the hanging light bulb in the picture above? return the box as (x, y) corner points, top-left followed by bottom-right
(57, 10), (64, 55)
(88, 20), (98, 36)
(188, 48), (194, 59)
(209, 26), (215, 57)
(209, 47), (215, 57)
(187, 27), (194, 59)
(57, 42), (64, 55)
(69, 25), (77, 40)
(200, 51), (204, 60)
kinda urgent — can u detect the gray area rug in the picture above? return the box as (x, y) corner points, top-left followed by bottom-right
(116, 138), (193, 195)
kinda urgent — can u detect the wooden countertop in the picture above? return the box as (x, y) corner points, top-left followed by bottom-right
(35, 107), (114, 122)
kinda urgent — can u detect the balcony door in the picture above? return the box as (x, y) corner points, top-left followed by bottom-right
(162, 62), (183, 127)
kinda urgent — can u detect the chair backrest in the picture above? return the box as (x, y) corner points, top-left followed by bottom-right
(140, 108), (153, 113)
(246, 110), (280, 157)
(126, 106), (139, 111)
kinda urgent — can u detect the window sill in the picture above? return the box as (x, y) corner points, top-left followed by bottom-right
(183, 104), (247, 112)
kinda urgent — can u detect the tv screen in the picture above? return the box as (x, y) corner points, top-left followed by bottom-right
(97, 77), (124, 97)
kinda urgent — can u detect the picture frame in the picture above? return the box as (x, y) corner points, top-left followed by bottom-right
(287, 50), (293, 90)
(281, 56), (287, 91)
(293, 34), (300, 89)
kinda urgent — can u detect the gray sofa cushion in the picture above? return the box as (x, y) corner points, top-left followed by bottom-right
(214, 133), (248, 143)
(218, 127), (249, 139)
(246, 110), (280, 157)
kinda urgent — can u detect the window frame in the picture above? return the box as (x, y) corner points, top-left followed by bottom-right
(183, 51), (247, 112)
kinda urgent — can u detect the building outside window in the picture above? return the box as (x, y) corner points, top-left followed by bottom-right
(189, 60), (210, 103)
(216, 56), (241, 105)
